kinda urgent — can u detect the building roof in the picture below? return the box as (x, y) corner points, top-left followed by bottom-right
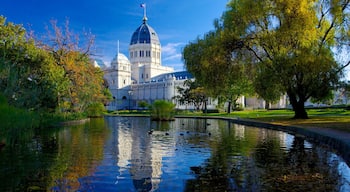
(94, 59), (106, 68)
(150, 71), (193, 82)
(111, 53), (130, 66)
(130, 19), (160, 46)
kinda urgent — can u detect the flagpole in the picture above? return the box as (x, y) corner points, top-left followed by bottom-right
(141, 3), (147, 23)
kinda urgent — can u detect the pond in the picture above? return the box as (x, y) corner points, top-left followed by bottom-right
(0, 116), (349, 191)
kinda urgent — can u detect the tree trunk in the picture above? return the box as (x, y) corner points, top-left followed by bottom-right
(265, 102), (270, 110)
(227, 101), (232, 114)
(293, 100), (308, 119)
(288, 93), (308, 119)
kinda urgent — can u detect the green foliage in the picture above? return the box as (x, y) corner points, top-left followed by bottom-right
(138, 100), (149, 109)
(183, 23), (254, 114)
(0, 16), (62, 111)
(150, 100), (175, 121)
(184, 0), (350, 119)
(0, 16), (109, 115)
(85, 102), (106, 117)
(0, 94), (38, 145)
(174, 79), (207, 111)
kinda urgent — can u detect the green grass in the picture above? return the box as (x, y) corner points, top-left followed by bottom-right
(0, 95), (89, 146)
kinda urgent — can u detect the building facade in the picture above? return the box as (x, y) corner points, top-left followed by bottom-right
(101, 9), (288, 111)
(103, 13), (206, 110)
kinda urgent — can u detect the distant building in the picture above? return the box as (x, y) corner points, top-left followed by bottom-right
(101, 8), (290, 111)
(102, 11), (214, 110)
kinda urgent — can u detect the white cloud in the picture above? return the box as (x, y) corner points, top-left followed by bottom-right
(162, 42), (185, 64)
(163, 53), (182, 61)
(162, 42), (184, 56)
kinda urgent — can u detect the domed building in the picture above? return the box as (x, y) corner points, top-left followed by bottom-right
(103, 9), (202, 110)
(129, 15), (173, 83)
(102, 9), (287, 111)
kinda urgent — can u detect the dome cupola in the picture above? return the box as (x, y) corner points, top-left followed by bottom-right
(130, 19), (160, 46)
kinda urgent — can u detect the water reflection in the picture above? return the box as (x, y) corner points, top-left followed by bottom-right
(0, 117), (349, 191)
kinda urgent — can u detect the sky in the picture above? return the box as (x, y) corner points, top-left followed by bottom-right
(0, 0), (230, 71)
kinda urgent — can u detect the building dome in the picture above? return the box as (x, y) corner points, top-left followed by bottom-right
(130, 20), (160, 45)
(111, 53), (130, 65)
(94, 59), (106, 69)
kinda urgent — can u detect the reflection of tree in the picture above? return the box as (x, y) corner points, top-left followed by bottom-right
(0, 118), (109, 191)
(150, 120), (171, 131)
(184, 121), (259, 191)
(184, 122), (343, 192)
(50, 118), (109, 191)
(252, 135), (341, 191)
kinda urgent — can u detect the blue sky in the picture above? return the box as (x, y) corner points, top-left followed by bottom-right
(0, 0), (229, 71)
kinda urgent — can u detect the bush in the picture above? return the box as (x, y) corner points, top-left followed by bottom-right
(85, 102), (106, 117)
(150, 100), (175, 121)
(0, 94), (38, 146)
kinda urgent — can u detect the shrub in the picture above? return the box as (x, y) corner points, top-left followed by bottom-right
(85, 102), (106, 117)
(150, 100), (175, 121)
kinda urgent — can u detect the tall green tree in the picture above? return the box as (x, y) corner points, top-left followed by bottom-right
(228, 0), (349, 118)
(0, 16), (64, 111)
(185, 0), (350, 118)
(183, 27), (254, 113)
(40, 20), (110, 113)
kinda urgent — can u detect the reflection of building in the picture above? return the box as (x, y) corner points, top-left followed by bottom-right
(113, 117), (176, 191)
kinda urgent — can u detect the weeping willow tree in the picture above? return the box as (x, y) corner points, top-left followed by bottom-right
(184, 0), (350, 118)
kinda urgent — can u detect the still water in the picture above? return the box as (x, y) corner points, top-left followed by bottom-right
(0, 116), (349, 191)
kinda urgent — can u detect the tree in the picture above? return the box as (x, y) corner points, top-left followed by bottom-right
(174, 79), (207, 111)
(336, 80), (350, 104)
(0, 16), (64, 111)
(183, 26), (254, 113)
(138, 100), (148, 110)
(150, 100), (175, 121)
(39, 19), (109, 113)
(186, 0), (350, 119)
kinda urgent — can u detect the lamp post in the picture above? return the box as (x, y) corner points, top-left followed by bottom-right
(128, 90), (133, 112)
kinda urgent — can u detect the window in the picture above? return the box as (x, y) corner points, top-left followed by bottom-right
(130, 52), (133, 58)
(139, 50), (145, 57)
